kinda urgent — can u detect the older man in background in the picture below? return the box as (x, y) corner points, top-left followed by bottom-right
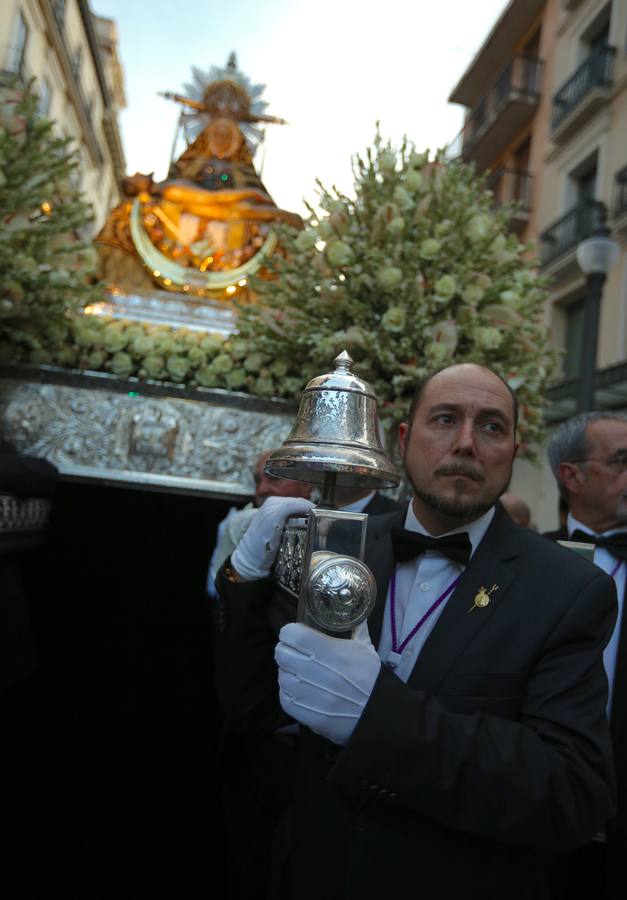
(499, 491), (532, 528)
(547, 412), (627, 900)
(206, 450), (313, 599)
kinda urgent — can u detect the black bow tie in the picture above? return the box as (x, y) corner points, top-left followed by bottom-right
(390, 526), (472, 566)
(570, 529), (627, 562)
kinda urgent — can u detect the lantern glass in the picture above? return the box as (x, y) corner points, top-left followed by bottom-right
(576, 233), (620, 275)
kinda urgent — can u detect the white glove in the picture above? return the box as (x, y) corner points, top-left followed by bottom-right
(231, 496), (314, 580)
(275, 620), (381, 745)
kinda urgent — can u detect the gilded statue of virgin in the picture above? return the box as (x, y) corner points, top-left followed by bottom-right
(96, 54), (301, 301)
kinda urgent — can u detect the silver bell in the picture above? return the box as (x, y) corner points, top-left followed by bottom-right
(265, 350), (400, 490)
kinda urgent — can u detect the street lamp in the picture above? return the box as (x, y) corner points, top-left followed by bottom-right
(575, 202), (620, 412)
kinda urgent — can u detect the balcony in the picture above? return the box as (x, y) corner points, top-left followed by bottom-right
(539, 199), (602, 273)
(448, 56), (542, 172)
(551, 46), (615, 142)
(484, 168), (532, 232)
(546, 359), (627, 423)
(612, 165), (627, 233)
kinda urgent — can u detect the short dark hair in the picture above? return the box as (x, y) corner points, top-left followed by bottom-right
(406, 365), (519, 433)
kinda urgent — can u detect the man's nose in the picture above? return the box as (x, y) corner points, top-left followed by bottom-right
(452, 419), (477, 456)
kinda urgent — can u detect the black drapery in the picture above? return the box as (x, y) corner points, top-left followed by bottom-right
(16, 480), (236, 899)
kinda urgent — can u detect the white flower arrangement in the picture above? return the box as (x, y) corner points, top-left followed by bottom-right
(5, 128), (556, 459)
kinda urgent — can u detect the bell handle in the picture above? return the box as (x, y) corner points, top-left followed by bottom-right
(318, 471), (337, 509)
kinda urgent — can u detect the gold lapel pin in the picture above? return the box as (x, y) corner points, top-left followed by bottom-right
(468, 584), (498, 613)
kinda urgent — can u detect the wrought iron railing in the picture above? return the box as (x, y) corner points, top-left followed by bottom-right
(613, 165), (627, 219)
(448, 56), (542, 159)
(551, 45), (615, 131)
(484, 168), (532, 211)
(546, 359), (627, 421)
(539, 199), (603, 266)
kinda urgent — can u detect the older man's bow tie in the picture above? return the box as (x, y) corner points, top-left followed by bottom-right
(390, 526), (472, 566)
(570, 530), (627, 562)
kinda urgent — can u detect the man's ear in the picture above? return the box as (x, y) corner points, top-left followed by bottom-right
(558, 461), (582, 496)
(399, 422), (408, 456)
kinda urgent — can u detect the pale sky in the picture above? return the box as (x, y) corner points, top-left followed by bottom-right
(95, 0), (509, 216)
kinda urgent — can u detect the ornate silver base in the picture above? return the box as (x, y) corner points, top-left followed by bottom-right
(90, 287), (237, 334)
(0, 364), (296, 499)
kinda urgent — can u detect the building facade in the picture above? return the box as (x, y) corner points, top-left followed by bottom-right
(448, 0), (558, 246)
(449, 0), (627, 529)
(0, 0), (126, 232)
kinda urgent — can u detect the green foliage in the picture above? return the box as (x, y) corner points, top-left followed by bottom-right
(0, 77), (100, 342)
(2, 313), (256, 391)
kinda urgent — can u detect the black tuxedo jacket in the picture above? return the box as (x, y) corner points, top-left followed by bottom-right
(215, 505), (617, 900)
(543, 526), (627, 900)
(362, 491), (402, 516)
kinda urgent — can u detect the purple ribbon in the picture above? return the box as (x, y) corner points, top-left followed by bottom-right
(390, 569), (461, 655)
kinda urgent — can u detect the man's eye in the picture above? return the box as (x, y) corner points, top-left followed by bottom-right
(435, 414), (455, 424)
(483, 421), (505, 434)
(610, 452), (627, 470)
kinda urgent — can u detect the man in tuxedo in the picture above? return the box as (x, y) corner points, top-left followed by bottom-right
(546, 411), (627, 900)
(214, 364), (617, 900)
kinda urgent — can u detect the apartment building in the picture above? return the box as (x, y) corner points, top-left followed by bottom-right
(449, 0), (627, 528)
(0, 0), (126, 231)
(538, 0), (627, 398)
(448, 0), (559, 244)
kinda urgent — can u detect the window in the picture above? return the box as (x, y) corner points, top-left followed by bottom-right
(513, 138), (531, 172)
(579, 4), (611, 61)
(6, 11), (29, 76)
(564, 300), (585, 379)
(577, 166), (597, 204)
(522, 29), (541, 60)
(52, 0), (65, 31)
(568, 152), (598, 211)
(71, 46), (82, 83)
(512, 138), (532, 208)
(588, 22), (610, 56)
(37, 78), (52, 117)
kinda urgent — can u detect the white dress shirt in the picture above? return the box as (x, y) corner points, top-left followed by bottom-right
(341, 492), (376, 513)
(207, 503), (257, 598)
(377, 502), (494, 682)
(567, 512), (626, 715)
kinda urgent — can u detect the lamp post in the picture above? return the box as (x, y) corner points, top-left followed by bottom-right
(575, 202), (619, 412)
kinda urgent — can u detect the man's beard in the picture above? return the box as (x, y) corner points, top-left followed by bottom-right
(411, 483), (494, 523)
(404, 461), (512, 525)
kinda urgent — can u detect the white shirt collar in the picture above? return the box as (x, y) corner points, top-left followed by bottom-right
(403, 500), (494, 560)
(341, 491), (376, 513)
(567, 512), (627, 539)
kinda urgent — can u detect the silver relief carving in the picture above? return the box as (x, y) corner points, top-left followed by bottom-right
(0, 370), (294, 498)
(0, 495), (51, 534)
(90, 288), (237, 334)
(306, 555), (376, 632)
(275, 522), (308, 597)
